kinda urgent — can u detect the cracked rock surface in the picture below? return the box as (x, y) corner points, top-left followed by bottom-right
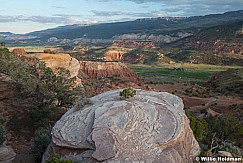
(42, 89), (200, 163)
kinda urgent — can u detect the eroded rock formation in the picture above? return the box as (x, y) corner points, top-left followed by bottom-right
(104, 50), (124, 61)
(28, 53), (81, 79)
(12, 48), (27, 55)
(184, 41), (243, 55)
(79, 61), (140, 82)
(43, 49), (55, 54)
(42, 89), (200, 162)
(112, 41), (159, 49)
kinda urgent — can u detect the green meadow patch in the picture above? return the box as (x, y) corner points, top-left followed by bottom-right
(128, 63), (241, 84)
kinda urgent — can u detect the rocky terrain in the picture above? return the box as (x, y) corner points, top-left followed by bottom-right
(79, 61), (140, 83)
(104, 50), (124, 61)
(112, 40), (159, 49)
(27, 53), (80, 78)
(165, 21), (243, 65)
(0, 144), (16, 162)
(12, 48), (28, 55)
(204, 68), (243, 97)
(42, 89), (200, 162)
(184, 41), (243, 55)
(12, 48), (80, 78)
(23, 10), (243, 43)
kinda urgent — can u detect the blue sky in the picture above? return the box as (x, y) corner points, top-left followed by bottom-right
(1, 0), (243, 34)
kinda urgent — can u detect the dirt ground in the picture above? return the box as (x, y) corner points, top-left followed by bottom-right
(13, 154), (35, 163)
(149, 83), (243, 117)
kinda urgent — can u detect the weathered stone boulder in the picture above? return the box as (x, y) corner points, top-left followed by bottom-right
(0, 144), (16, 162)
(42, 89), (200, 162)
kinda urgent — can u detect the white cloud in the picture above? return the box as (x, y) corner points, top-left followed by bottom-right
(0, 15), (86, 24)
(92, 10), (165, 18)
(93, 0), (243, 16)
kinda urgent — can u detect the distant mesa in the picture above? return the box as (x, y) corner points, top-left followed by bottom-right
(79, 61), (140, 83)
(112, 40), (159, 49)
(42, 89), (200, 162)
(43, 49), (56, 54)
(28, 53), (81, 78)
(11, 49), (81, 83)
(12, 48), (27, 55)
(104, 50), (124, 61)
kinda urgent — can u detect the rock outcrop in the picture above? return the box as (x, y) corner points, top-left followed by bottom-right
(104, 50), (124, 61)
(0, 144), (16, 162)
(42, 89), (200, 162)
(28, 53), (80, 78)
(184, 41), (243, 55)
(79, 61), (140, 82)
(10, 51), (81, 80)
(43, 49), (55, 54)
(12, 48), (27, 55)
(123, 53), (145, 64)
(112, 41), (159, 49)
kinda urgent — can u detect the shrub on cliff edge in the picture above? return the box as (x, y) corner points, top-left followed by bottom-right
(119, 88), (136, 99)
(33, 127), (51, 162)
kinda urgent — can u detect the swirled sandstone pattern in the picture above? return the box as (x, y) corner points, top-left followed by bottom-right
(42, 89), (200, 163)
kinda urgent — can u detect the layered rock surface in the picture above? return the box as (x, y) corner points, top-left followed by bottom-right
(11, 50), (81, 79)
(28, 53), (80, 78)
(79, 61), (140, 82)
(42, 89), (200, 162)
(12, 48), (27, 55)
(0, 144), (16, 162)
(112, 41), (159, 49)
(104, 50), (124, 61)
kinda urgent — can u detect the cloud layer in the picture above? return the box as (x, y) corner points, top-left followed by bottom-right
(95, 0), (243, 16)
(91, 10), (164, 17)
(0, 15), (87, 24)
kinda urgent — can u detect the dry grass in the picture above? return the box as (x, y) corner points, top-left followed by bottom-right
(27, 53), (71, 61)
(8, 46), (61, 53)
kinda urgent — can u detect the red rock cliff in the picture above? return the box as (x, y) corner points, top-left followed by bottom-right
(104, 50), (124, 61)
(79, 61), (140, 82)
(12, 48), (27, 55)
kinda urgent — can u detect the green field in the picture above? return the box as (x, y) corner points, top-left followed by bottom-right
(128, 63), (242, 84)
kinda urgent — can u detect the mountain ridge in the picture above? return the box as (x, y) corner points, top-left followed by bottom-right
(1, 10), (243, 45)
(26, 10), (243, 41)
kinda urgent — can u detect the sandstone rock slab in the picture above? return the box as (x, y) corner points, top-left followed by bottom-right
(43, 89), (200, 163)
(0, 145), (16, 162)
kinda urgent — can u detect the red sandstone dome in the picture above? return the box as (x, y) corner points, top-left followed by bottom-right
(12, 48), (27, 55)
